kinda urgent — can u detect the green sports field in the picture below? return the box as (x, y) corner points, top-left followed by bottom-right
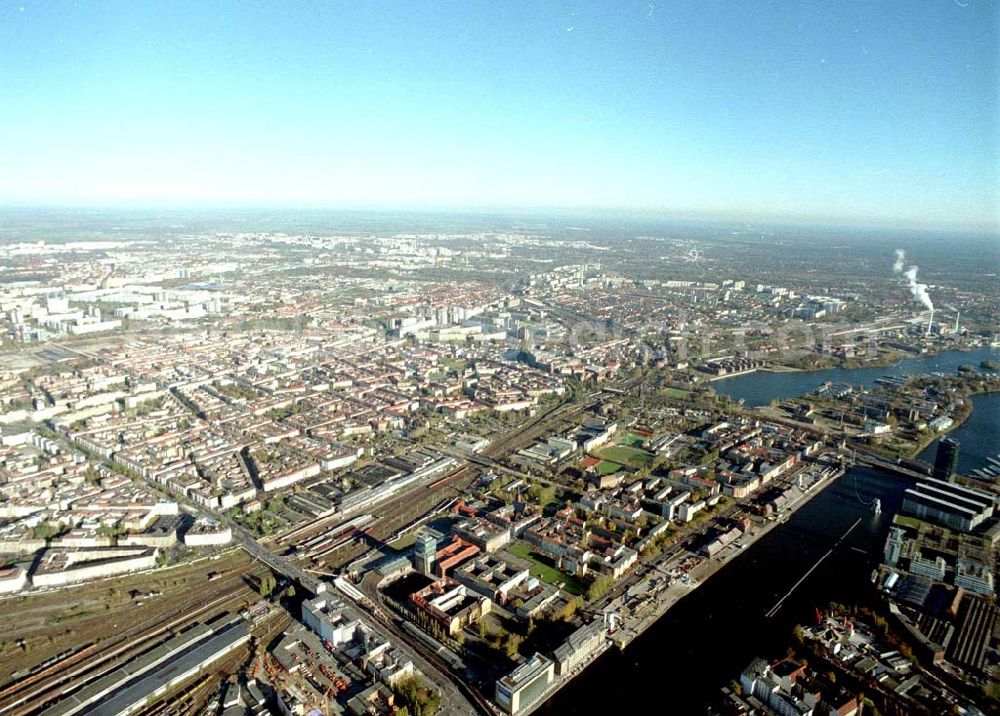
(619, 432), (646, 448)
(598, 445), (653, 468)
(594, 459), (623, 476)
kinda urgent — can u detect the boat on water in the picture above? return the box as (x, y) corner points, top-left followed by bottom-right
(872, 499), (882, 516)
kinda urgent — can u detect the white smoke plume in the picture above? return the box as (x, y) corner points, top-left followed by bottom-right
(903, 264), (934, 311)
(892, 249), (905, 273)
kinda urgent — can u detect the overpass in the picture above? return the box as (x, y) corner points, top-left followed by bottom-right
(228, 522), (321, 594)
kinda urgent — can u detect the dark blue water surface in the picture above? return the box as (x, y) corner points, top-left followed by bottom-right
(711, 346), (999, 407)
(918, 392), (1000, 478)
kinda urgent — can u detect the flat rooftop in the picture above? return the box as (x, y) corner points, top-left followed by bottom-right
(903, 490), (977, 518)
(83, 622), (249, 716)
(498, 653), (553, 690)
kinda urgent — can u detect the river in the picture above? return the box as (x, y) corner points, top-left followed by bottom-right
(918, 392), (1000, 478)
(544, 348), (999, 714)
(710, 346), (999, 407)
(540, 466), (902, 714)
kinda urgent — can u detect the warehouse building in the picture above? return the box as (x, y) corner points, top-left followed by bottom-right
(901, 478), (994, 532)
(553, 620), (607, 676)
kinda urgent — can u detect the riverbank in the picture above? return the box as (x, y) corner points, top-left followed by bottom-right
(607, 465), (844, 652)
(704, 343), (994, 387)
(770, 341), (990, 374)
(771, 350), (908, 373)
(713, 345), (1000, 408)
(518, 464), (845, 715)
(904, 398), (975, 461)
(518, 639), (615, 716)
(537, 466), (932, 715)
(706, 367), (761, 381)
(917, 390), (1000, 479)
(866, 385), (1000, 467)
(541, 351), (1000, 714)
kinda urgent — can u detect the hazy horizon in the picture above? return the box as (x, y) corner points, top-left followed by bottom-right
(1, 203), (997, 240)
(1, 2), (997, 230)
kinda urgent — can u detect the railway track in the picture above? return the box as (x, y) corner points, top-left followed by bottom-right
(141, 644), (248, 716)
(0, 572), (254, 716)
(276, 388), (598, 549)
(141, 611), (291, 716)
(4, 378), (623, 715)
(283, 390), (607, 574)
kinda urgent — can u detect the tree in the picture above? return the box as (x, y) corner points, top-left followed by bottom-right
(258, 574), (277, 597)
(586, 574), (614, 602)
(394, 676), (441, 716)
(504, 632), (524, 658)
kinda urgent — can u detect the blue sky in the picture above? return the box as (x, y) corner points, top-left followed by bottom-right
(0, 1), (996, 229)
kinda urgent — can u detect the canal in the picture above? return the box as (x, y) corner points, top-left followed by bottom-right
(543, 350), (999, 713)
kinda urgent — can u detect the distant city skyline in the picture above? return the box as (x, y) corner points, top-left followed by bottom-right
(1, 1), (997, 230)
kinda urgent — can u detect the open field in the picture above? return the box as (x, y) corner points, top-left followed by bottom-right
(505, 542), (584, 596)
(599, 445), (654, 468)
(619, 432), (646, 448)
(389, 531), (419, 550)
(594, 460), (623, 476)
(892, 514), (922, 529)
(661, 388), (691, 399)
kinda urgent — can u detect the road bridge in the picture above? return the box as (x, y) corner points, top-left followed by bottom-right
(852, 451), (931, 481)
(230, 522), (322, 594)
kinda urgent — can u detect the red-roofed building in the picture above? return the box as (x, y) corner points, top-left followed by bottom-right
(434, 535), (480, 577)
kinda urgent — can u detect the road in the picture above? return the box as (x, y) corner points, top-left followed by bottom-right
(337, 577), (496, 716)
(851, 449), (930, 481)
(205, 378), (643, 714)
(230, 522), (321, 593)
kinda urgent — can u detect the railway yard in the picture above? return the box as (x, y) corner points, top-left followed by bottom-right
(0, 551), (268, 715)
(0, 382), (607, 716)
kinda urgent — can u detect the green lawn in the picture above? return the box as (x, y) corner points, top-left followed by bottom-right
(891, 514), (924, 531)
(662, 388), (690, 399)
(389, 531), (418, 550)
(440, 357), (467, 372)
(594, 460), (623, 476)
(619, 432), (646, 448)
(506, 542), (584, 596)
(599, 445), (653, 468)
